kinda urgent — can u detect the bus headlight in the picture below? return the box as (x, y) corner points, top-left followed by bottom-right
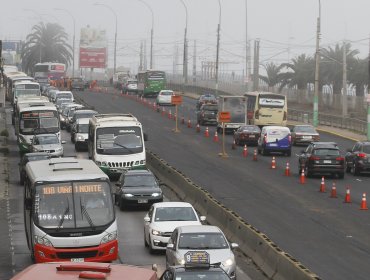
(34, 235), (53, 247)
(101, 231), (117, 244)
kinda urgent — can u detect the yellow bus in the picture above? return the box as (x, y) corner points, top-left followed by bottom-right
(244, 92), (287, 127)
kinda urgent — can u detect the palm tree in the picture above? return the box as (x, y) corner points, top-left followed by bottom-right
(21, 22), (72, 74)
(347, 57), (368, 96)
(258, 62), (284, 91)
(279, 54), (315, 90)
(320, 42), (359, 94)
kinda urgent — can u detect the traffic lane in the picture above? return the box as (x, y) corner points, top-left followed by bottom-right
(74, 90), (370, 280)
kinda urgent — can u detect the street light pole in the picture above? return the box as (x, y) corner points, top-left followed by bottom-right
(94, 3), (117, 74)
(54, 8), (75, 77)
(179, 0), (188, 84)
(313, 0), (321, 127)
(245, 0), (248, 91)
(138, 0), (154, 69)
(215, 0), (221, 96)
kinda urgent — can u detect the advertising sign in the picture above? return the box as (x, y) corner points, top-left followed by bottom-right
(79, 27), (107, 68)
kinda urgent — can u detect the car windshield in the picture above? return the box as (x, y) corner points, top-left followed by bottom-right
(295, 126), (316, 133)
(27, 155), (50, 161)
(154, 207), (197, 222)
(123, 174), (157, 187)
(200, 95), (216, 102)
(178, 232), (229, 249)
(241, 126), (260, 132)
(175, 271), (230, 280)
(34, 135), (59, 145)
(160, 91), (173, 96)
(77, 124), (89, 133)
(313, 149), (340, 156)
(34, 181), (114, 229)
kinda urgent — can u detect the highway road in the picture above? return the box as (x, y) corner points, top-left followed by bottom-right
(72, 88), (370, 280)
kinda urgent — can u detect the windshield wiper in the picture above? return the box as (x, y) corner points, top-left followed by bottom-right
(113, 142), (136, 153)
(57, 200), (70, 231)
(80, 198), (96, 230)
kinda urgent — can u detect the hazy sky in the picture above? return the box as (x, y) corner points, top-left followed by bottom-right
(1, 0), (370, 76)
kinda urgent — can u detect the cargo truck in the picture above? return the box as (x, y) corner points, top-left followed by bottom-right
(217, 95), (247, 134)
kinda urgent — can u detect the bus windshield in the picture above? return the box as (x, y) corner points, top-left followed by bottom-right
(20, 111), (59, 134)
(34, 181), (114, 229)
(147, 71), (165, 80)
(96, 126), (143, 155)
(258, 94), (285, 108)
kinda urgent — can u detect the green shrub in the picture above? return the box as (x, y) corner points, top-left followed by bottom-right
(0, 129), (9, 137)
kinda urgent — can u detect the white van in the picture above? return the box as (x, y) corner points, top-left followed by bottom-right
(257, 126), (292, 156)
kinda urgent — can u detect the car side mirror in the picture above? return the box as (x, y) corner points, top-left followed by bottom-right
(200, 216), (206, 222)
(25, 198), (32, 210)
(230, 242), (239, 249)
(166, 243), (175, 250)
(144, 216), (150, 223)
(61, 140), (66, 144)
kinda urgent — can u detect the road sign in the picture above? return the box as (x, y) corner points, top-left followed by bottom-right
(171, 95), (182, 105)
(218, 111), (231, 123)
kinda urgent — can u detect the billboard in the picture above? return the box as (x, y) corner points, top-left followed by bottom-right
(79, 26), (107, 68)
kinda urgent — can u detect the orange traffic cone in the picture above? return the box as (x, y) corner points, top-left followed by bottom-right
(243, 145), (248, 157)
(213, 131), (219, 142)
(271, 156), (276, 169)
(181, 117), (185, 124)
(330, 182), (337, 198)
(284, 162), (291, 176)
(196, 123), (200, 133)
(300, 169), (305, 184)
(319, 177), (326, 193)
(360, 193), (368, 210)
(187, 119), (192, 128)
(204, 127), (209, 137)
(231, 140), (236, 150)
(344, 187), (351, 203)
(168, 110), (172, 119)
(253, 149), (257, 161)
(162, 107), (166, 116)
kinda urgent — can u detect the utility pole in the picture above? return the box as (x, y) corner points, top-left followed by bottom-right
(368, 35), (370, 141)
(143, 41), (147, 70)
(215, 0), (221, 96)
(252, 39), (260, 91)
(139, 41), (143, 71)
(245, 0), (248, 92)
(193, 40), (197, 84)
(313, 0), (321, 127)
(342, 41), (348, 117)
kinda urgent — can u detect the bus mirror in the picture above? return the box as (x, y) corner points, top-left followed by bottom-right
(25, 198), (32, 210)
(143, 133), (148, 141)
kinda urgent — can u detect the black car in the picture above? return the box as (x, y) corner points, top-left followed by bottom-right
(196, 104), (218, 125)
(298, 142), (345, 178)
(19, 152), (51, 185)
(114, 169), (163, 210)
(233, 125), (261, 146)
(196, 94), (218, 110)
(345, 141), (370, 175)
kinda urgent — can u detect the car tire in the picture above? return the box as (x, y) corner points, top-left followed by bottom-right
(144, 232), (149, 247)
(352, 162), (360, 176)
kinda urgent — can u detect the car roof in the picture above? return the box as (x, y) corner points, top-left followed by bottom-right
(124, 169), (153, 176)
(76, 118), (91, 125)
(74, 109), (97, 114)
(153, 201), (194, 208)
(310, 142), (338, 148)
(177, 225), (220, 234)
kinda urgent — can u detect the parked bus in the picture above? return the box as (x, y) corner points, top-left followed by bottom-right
(15, 101), (59, 153)
(23, 158), (118, 263)
(88, 114), (147, 178)
(244, 92), (287, 127)
(137, 70), (166, 97)
(33, 62), (66, 85)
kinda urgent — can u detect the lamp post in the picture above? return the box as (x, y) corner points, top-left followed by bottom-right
(54, 8), (75, 78)
(215, 0), (221, 96)
(94, 3), (117, 74)
(137, 0), (154, 69)
(313, 0), (321, 127)
(179, 0), (188, 84)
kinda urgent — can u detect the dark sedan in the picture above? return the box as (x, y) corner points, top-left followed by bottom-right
(298, 142), (345, 178)
(233, 125), (261, 146)
(196, 104), (218, 126)
(114, 169), (163, 210)
(196, 94), (218, 110)
(345, 141), (370, 175)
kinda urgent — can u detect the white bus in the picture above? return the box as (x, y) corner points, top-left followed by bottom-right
(88, 114), (147, 177)
(23, 158), (118, 263)
(16, 101), (60, 153)
(244, 92), (288, 127)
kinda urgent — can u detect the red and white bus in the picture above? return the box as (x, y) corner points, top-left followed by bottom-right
(33, 62), (66, 85)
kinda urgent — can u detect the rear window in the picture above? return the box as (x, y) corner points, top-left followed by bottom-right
(160, 91), (173, 96)
(314, 149), (340, 156)
(242, 126), (260, 132)
(294, 126), (316, 133)
(202, 105), (218, 111)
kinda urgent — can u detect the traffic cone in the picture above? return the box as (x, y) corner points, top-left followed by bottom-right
(271, 156), (276, 169)
(231, 140), (236, 150)
(181, 117), (185, 124)
(360, 193), (368, 210)
(196, 123), (200, 133)
(187, 119), (192, 128)
(284, 162), (291, 176)
(344, 187), (351, 203)
(213, 131), (219, 142)
(300, 169), (305, 184)
(204, 127), (209, 137)
(243, 145), (248, 157)
(319, 177), (326, 193)
(330, 182), (337, 198)
(168, 110), (172, 119)
(162, 107), (166, 116)
(253, 149), (257, 161)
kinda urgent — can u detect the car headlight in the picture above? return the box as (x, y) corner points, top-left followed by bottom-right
(55, 147), (62, 152)
(101, 231), (117, 244)
(34, 235), (53, 247)
(151, 229), (163, 236)
(151, 192), (161, 197)
(177, 258), (185, 265)
(60, 116), (65, 121)
(124, 194), (134, 198)
(223, 258), (234, 267)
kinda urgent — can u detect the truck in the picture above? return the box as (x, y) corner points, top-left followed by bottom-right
(112, 68), (130, 89)
(217, 95), (247, 134)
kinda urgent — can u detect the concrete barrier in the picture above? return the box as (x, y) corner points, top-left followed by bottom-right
(146, 151), (321, 280)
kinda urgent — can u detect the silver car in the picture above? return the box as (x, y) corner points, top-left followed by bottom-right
(31, 134), (66, 157)
(166, 225), (238, 279)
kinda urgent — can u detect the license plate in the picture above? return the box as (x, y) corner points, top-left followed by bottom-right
(71, 258), (84, 262)
(269, 143), (277, 147)
(323, 160), (331, 164)
(249, 135), (255, 138)
(138, 199), (148, 204)
(302, 136), (312, 139)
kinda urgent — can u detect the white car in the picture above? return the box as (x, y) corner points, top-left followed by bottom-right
(73, 118), (90, 151)
(143, 202), (206, 253)
(156, 90), (175, 106)
(166, 225), (238, 279)
(31, 134), (66, 157)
